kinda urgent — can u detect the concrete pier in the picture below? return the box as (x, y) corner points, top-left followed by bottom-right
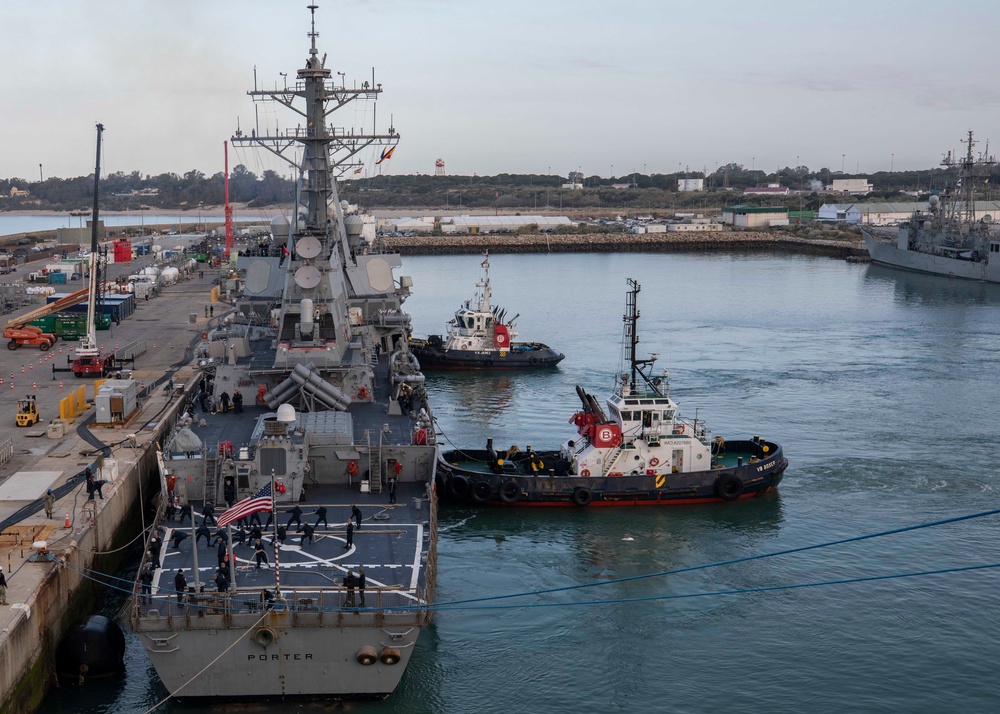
(0, 261), (219, 713)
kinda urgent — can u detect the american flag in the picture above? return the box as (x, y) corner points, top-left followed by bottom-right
(217, 483), (272, 528)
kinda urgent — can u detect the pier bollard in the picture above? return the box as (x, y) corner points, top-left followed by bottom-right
(64, 513), (70, 529)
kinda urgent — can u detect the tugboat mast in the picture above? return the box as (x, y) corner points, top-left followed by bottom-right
(621, 278), (657, 395)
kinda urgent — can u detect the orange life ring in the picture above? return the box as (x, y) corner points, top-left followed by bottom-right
(347, 460), (359, 476)
(649, 457), (660, 467)
(580, 468), (591, 478)
(673, 425), (684, 435)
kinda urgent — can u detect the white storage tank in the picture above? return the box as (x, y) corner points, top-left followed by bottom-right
(160, 267), (180, 284)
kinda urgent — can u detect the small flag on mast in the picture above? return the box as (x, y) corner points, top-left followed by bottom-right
(375, 146), (396, 165)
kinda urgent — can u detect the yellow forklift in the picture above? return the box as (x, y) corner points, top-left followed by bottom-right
(16, 395), (38, 427)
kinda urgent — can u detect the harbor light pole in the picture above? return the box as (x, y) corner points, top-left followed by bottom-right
(39, 164), (43, 182)
(841, 154), (845, 173)
(891, 153), (894, 172)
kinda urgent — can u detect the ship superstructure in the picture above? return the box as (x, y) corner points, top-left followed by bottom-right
(129, 5), (437, 700)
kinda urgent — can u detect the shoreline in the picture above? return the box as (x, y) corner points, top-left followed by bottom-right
(383, 231), (863, 258)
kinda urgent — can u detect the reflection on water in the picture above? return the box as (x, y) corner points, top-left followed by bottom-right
(864, 263), (1000, 306)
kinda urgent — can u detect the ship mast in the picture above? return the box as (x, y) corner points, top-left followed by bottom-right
(230, 4), (399, 368)
(940, 129), (995, 230)
(620, 278), (657, 395)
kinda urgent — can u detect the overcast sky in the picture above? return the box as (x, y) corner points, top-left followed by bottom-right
(4, 0), (1000, 181)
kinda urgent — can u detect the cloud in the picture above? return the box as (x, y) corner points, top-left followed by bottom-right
(570, 58), (618, 70)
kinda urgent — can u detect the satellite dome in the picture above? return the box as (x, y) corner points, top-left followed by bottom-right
(929, 194), (940, 207)
(276, 403), (297, 423)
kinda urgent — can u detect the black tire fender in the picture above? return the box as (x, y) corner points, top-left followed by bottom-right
(498, 481), (521, 504)
(449, 474), (470, 500)
(571, 487), (592, 507)
(471, 480), (492, 504)
(716, 473), (743, 501)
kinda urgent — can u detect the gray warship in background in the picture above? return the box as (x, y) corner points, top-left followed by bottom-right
(128, 5), (438, 701)
(863, 130), (1000, 282)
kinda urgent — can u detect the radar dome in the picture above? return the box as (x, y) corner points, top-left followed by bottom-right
(929, 194), (940, 207)
(271, 215), (291, 243)
(276, 404), (297, 423)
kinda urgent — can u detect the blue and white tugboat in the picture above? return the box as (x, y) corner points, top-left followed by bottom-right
(409, 254), (564, 370)
(437, 279), (787, 506)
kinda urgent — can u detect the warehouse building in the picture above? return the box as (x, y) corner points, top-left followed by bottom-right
(721, 206), (789, 228)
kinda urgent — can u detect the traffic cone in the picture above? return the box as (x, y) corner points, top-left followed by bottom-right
(20, 366), (24, 374)
(64, 512), (70, 529)
(29, 363), (33, 371)
(33, 382), (37, 390)
(59, 381), (63, 389)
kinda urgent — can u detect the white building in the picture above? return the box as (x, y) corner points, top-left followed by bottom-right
(721, 206), (789, 228)
(829, 178), (873, 194)
(666, 223), (723, 232)
(677, 178), (704, 192)
(440, 215), (574, 234)
(818, 200), (1000, 225)
(744, 185), (790, 196)
(560, 182), (583, 190)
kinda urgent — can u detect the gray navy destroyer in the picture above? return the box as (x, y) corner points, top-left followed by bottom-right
(128, 5), (437, 701)
(863, 131), (1000, 282)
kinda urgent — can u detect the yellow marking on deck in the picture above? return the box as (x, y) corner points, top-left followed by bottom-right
(655, 474), (666, 488)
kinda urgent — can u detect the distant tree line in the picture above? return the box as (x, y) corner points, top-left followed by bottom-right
(0, 166), (294, 212)
(1, 163), (996, 213)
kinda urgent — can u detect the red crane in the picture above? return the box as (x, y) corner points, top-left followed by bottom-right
(224, 141), (234, 260)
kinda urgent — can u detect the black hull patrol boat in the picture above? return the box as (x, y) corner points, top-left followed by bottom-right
(437, 279), (788, 507)
(409, 254), (564, 370)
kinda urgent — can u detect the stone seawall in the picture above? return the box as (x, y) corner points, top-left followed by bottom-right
(383, 231), (864, 258)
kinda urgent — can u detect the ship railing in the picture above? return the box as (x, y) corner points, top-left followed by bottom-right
(133, 584), (431, 631)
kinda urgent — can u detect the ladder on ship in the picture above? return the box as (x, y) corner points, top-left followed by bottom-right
(368, 441), (384, 493)
(203, 448), (220, 506)
(600, 444), (625, 477)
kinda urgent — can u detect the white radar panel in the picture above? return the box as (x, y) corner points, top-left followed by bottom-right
(295, 236), (322, 259)
(294, 265), (322, 289)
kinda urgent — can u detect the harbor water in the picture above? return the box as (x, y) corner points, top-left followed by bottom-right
(42, 251), (1000, 713)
